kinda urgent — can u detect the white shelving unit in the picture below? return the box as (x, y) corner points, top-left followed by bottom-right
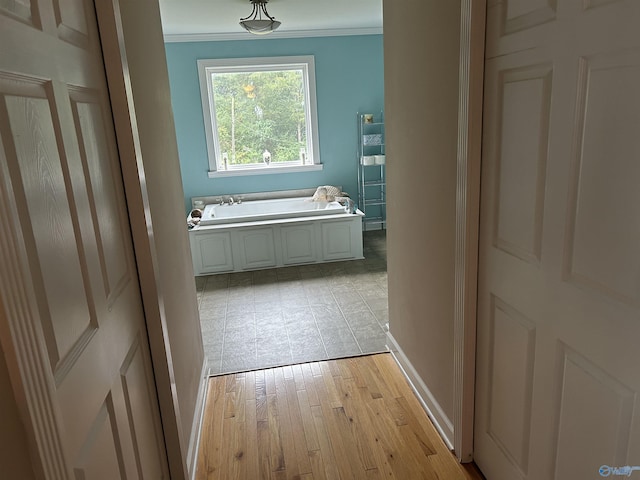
(357, 112), (386, 230)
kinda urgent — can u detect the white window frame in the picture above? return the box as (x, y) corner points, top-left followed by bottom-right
(197, 55), (322, 177)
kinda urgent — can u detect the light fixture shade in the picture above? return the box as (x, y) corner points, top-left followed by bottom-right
(240, 19), (281, 34)
(239, 0), (281, 35)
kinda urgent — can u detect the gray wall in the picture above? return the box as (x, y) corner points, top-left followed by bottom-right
(384, 0), (461, 422)
(117, 0), (205, 469)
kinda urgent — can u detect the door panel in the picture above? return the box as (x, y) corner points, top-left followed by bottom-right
(486, 296), (535, 476)
(3, 83), (95, 370)
(72, 94), (131, 304)
(120, 335), (166, 479)
(553, 344), (635, 480)
(72, 400), (127, 480)
(476, 1), (640, 479)
(502, 0), (556, 35)
(0, 0), (35, 25)
(53, 0), (89, 47)
(564, 51), (640, 306)
(493, 64), (551, 264)
(0, 1), (168, 478)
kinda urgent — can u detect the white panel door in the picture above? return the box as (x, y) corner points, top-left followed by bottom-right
(475, 1), (640, 479)
(0, 1), (168, 478)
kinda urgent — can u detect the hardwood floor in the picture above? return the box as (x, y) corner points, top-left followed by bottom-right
(196, 353), (484, 479)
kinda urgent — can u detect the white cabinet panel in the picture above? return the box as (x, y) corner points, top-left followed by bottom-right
(321, 220), (357, 261)
(281, 223), (316, 265)
(191, 231), (234, 274)
(235, 227), (277, 270)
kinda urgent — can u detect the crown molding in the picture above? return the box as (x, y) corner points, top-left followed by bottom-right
(163, 27), (383, 43)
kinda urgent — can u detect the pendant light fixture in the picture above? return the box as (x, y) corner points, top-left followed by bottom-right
(239, 0), (281, 35)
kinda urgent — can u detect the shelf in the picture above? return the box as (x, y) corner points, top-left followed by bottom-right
(358, 111), (386, 231)
(362, 135), (384, 146)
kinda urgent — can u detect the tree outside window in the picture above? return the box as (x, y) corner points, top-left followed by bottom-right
(198, 56), (321, 176)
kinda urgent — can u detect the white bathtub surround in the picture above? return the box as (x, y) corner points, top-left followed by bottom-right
(189, 196), (365, 275)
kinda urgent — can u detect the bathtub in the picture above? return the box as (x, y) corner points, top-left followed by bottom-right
(189, 195), (364, 275)
(199, 197), (347, 226)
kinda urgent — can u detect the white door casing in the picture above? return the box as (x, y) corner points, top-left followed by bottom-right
(475, 1), (640, 480)
(453, 0), (486, 462)
(0, 1), (169, 478)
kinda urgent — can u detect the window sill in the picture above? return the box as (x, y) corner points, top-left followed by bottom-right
(208, 164), (323, 178)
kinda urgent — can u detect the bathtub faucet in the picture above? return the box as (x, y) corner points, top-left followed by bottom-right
(226, 196), (234, 206)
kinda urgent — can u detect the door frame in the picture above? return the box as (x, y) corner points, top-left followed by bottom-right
(96, 0), (488, 470)
(93, 1), (190, 478)
(453, 0), (486, 463)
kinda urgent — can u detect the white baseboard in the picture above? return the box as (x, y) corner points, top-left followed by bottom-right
(187, 360), (208, 479)
(386, 332), (455, 450)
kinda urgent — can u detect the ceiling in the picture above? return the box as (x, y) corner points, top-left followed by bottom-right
(159, 0), (383, 41)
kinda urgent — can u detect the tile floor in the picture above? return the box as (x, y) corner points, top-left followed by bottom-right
(195, 230), (388, 375)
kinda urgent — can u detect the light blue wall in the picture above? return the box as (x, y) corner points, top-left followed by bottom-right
(165, 35), (384, 211)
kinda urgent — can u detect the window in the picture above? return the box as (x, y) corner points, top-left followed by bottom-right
(198, 56), (322, 177)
